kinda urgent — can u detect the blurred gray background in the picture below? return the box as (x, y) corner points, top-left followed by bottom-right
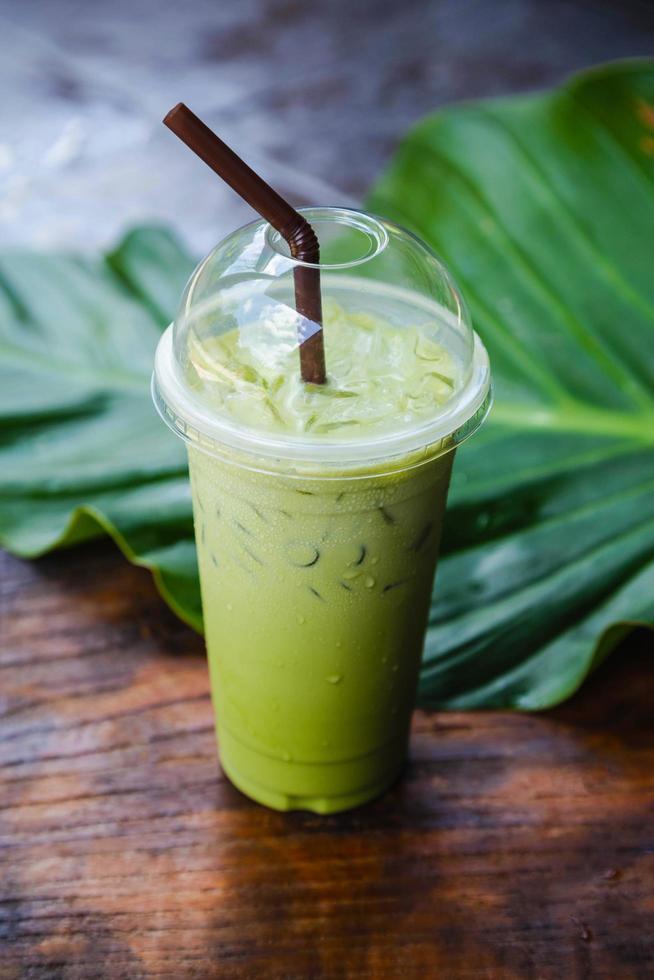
(3, 0), (654, 255)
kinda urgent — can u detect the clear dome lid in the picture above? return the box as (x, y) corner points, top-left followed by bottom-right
(153, 207), (491, 475)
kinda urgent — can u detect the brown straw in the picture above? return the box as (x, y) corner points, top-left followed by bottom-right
(163, 103), (326, 385)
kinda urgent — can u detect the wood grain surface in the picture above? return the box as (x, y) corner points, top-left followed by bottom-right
(4, 3), (654, 976)
(1, 542), (652, 979)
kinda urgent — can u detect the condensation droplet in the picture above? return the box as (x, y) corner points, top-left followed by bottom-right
(364, 576), (376, 588)
(370, 556), (379, 565)
(392, 664), (399, 672)
(326, 674), (343, 685)
(297, 614), (305, 624)
(226, 603), (233, 611)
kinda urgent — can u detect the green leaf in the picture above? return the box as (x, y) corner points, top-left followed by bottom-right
(367, 59), (654, 706)
(0, 227), (203, 630)
(1, 62), (653, 709)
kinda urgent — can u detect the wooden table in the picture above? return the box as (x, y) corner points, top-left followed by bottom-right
(1, 543), (652, 978)
(3, 5), (654, 976)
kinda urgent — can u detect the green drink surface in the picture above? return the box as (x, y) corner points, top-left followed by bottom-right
(184, 286), (460, 438)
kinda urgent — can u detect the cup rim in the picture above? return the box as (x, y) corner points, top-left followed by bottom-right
(152, 321), (491, 475)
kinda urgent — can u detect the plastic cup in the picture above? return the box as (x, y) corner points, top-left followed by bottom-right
(153, 208), (491, 813)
